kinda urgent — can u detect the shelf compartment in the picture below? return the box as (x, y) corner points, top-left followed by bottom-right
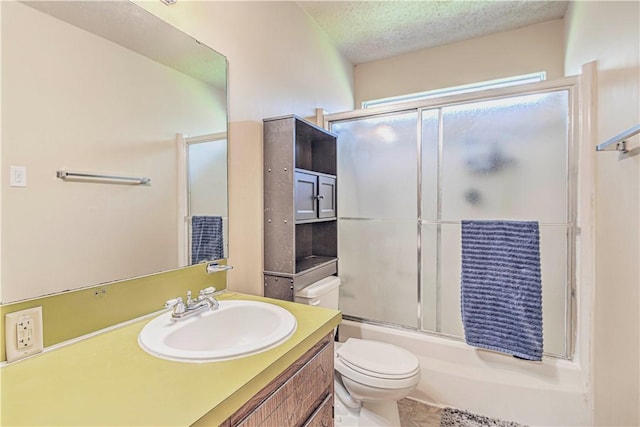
(294, 118), (337, 175)
(295, 255), (337, 274)
(295, 221), (337, 262)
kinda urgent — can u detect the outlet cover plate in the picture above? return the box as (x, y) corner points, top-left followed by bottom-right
(5, 307), (44, 362)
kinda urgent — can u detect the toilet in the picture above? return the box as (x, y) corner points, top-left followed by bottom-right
(295, 276), (421, 427)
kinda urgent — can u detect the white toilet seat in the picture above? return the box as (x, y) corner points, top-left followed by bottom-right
(339, 356), (420, 380)
(335, 338), (421, 390)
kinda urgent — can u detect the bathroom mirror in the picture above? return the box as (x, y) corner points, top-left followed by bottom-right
(1, 1), (228, 303)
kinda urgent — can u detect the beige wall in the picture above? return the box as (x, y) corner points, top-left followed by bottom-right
(137, 1), (355, 295)
(226, 121), (263, 295)
(565, 2), (640, 426)
(1, 2), (222, 303)
(137, 1), (354, 122)
(354, 19), (565, 107)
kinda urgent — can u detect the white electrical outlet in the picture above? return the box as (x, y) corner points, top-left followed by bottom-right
(17, 317), (34, 349)
(5, 307), (44, 362)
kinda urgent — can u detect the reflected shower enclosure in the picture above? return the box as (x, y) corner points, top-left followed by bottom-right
(330, 85), (574, 358)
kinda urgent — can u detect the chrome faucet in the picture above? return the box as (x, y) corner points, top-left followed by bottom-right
(164, 287), (219, 320)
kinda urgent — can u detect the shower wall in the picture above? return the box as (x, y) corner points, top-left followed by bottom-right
(331, 83), (574, 357)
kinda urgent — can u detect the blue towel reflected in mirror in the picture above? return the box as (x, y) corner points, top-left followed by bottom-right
(191, 216), (224, 265)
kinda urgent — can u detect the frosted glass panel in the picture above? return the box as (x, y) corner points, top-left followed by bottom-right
(440, 92), (569, 222)
(538, 226), (569, 356)
(421, 109), (439, 220)
(334, 112), (418, 328)
(420, 224), (438, 331)
(339, 219), (418, 328)
(333, 112), (418, 219)
(421, 224), (463, 336)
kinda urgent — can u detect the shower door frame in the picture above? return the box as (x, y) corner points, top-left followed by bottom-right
(325, 76), (578, 359)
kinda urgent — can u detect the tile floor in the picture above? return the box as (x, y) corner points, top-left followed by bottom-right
(397, 398), (443, 427)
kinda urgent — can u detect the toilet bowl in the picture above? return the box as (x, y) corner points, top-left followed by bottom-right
(336, 338), (421, 401)
(294, 277), (422, 427)
(333, 338), (421, 426)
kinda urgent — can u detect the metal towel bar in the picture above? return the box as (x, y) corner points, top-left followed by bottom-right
(56, 170), (150, 185)
(596, 124), (640, 154)
(340, 217), (571, 227)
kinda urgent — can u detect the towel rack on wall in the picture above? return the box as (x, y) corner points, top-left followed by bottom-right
(596, 123), (640, 154)
(56, 170), (150, 185)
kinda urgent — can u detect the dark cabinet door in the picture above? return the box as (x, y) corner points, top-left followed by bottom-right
(295, 171), (318, 221)
(318, 176), (336, 219)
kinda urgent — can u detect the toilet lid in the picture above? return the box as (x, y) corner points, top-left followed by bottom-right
(336, 338), (420, 379)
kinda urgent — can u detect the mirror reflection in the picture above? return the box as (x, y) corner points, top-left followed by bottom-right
(1, 1), (228, 304)
(184, 134), (229, 265)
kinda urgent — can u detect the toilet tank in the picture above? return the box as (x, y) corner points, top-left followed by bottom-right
(294, 276), (341, 309)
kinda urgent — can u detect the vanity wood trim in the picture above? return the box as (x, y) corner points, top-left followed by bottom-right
(303, 394), (333, 427)
(223, 333), (334, 427)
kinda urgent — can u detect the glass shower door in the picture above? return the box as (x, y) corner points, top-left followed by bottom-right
(333, 112), (419, 328)
(329, 82), (574, 358)
(420, 90), (571, 355)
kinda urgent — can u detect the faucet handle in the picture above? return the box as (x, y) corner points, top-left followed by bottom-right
(164, 297), (183, 309)
(198, 287), (216, 299)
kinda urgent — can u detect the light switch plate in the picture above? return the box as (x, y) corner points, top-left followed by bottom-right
(5, 307), (44, 362)
(9, 166), (27, 187)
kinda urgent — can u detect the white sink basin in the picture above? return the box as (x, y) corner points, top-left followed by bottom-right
(138, 300), (297, 363)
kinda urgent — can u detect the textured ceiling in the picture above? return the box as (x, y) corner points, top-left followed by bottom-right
(298, 1), (569, 64)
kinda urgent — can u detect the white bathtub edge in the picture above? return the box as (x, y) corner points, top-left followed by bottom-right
(339, 319), (590, 426)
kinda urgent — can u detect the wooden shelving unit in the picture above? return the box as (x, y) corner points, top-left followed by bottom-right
(263, 115), (338, 301)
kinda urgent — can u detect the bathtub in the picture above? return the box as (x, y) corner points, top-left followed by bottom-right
(339, 319), (591, 426)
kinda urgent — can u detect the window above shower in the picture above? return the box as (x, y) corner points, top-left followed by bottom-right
(361, 72), (547, 109)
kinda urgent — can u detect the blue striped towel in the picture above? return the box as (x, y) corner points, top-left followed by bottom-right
(461, 220), (543, 361)
(191, 216), (224, 265)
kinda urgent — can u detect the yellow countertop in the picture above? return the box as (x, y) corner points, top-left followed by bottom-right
(0, 292), (341, 426)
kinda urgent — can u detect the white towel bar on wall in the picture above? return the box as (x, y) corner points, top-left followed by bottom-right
(56, 170), (150, 185)
(596, 123), (640, 154)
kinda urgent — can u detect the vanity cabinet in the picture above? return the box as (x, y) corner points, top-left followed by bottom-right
(264, 115), (338, 301)
(222, 334), (334, 427)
